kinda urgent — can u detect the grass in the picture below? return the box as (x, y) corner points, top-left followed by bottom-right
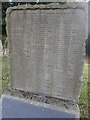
(79, 64), (89, 118)
(1, 56), (9, 93)
(0, 56), (89, 118)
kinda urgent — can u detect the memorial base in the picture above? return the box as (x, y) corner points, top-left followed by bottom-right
(0, 93), (80, 118)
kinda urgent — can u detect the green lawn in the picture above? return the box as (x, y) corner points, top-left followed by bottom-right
(1, 56), (9, 93)
(0, 56), (89, 118)
(79, 64), (89, 118)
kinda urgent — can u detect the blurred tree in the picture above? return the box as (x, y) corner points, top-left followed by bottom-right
(85, 34), (90, 57)
(2, 2), (19, 54)
(2, 2), (10, 35)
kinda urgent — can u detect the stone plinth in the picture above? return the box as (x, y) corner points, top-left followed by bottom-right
(1, 93), (79, 118)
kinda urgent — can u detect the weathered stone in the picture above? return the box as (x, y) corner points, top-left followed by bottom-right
(6, 3), (88, 102)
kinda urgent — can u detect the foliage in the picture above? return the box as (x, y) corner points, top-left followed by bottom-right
(79, 64), (89, 118)
(86, 34), (90, 57)
(2, 2), (10, 35)
(2, 2), (19, 53)
(2, 56), (9, 92)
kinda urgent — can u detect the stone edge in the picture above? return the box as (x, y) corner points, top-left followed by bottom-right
(1, 93), (80, 118)
(6, 3), (87, 15)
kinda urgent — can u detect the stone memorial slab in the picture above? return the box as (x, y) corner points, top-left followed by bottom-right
(6, 3), (88, 102)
